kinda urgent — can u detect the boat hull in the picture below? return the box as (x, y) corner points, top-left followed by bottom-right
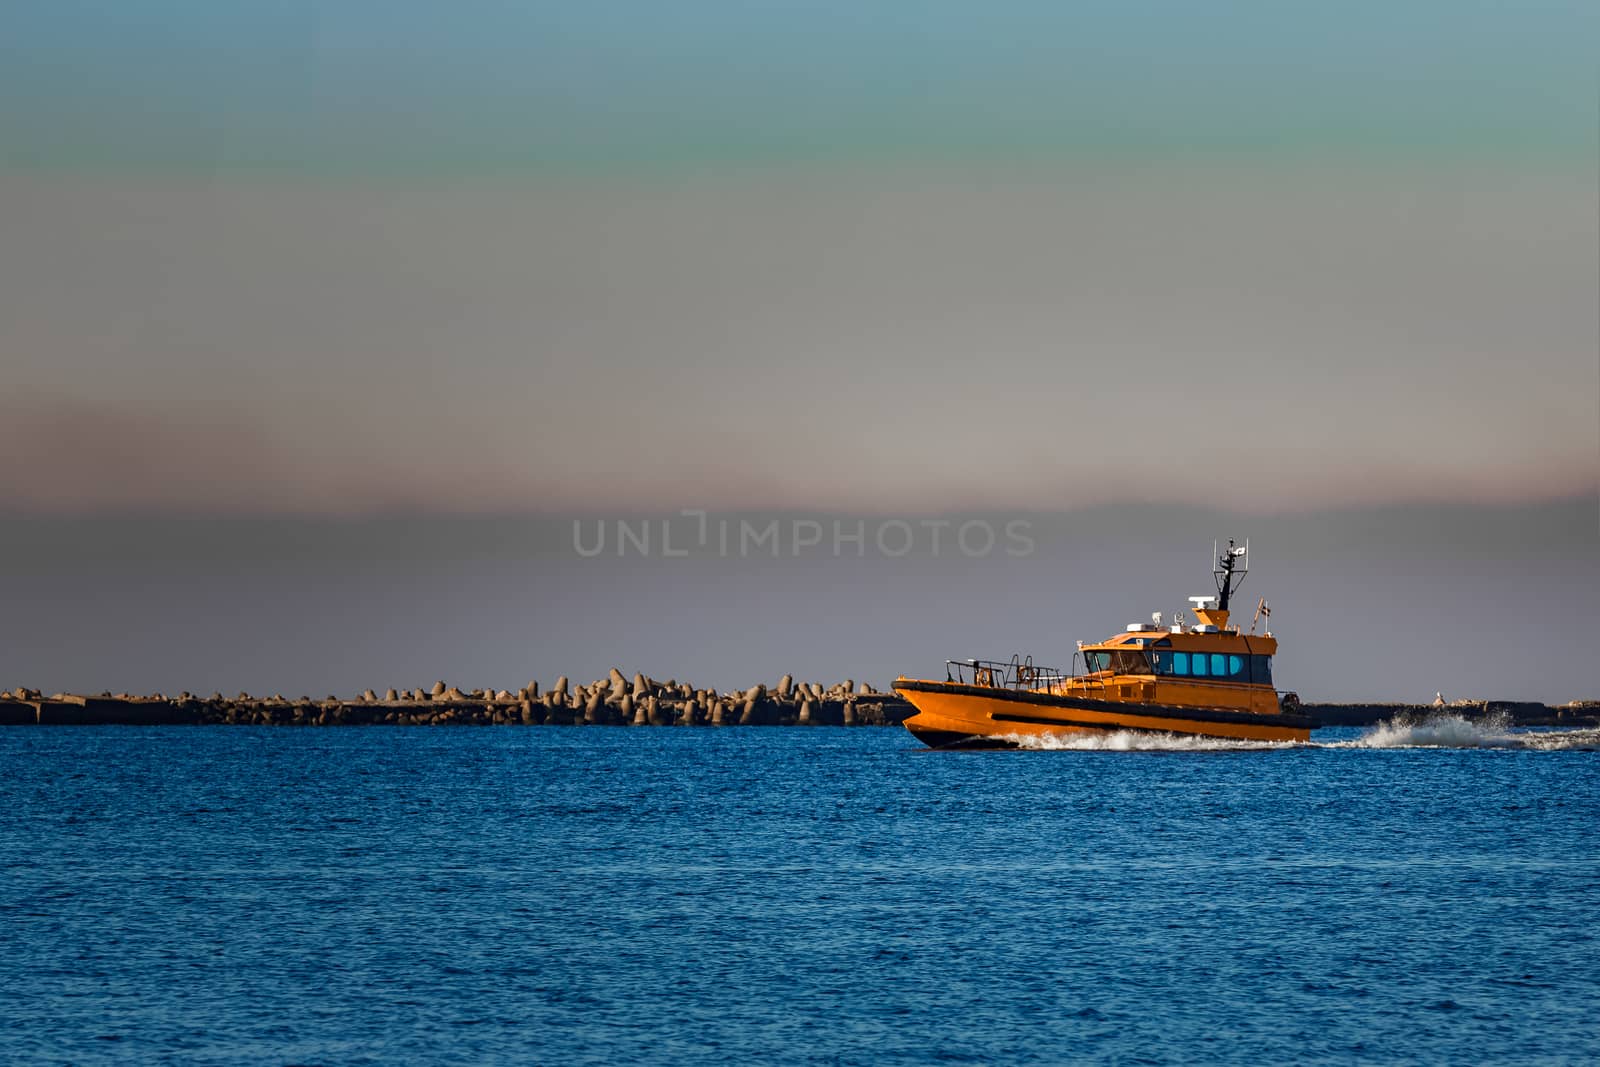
(894, 679), (1313, 747)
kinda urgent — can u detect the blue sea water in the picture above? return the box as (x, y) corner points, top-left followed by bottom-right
(2, 722), (1597, 1065)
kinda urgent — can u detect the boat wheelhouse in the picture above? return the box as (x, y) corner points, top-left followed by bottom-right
(894, 540), (1310, 747)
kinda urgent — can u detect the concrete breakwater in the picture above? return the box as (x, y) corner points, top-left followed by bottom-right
(1302, 700), (1599, 728)
(0, 672), (912, 727)
(2, 679), (1595, 729)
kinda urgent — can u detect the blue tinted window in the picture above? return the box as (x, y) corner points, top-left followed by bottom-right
(1228, 654), (1243, 676)
(1211, 653), (1226, 676)
(1173, 652), (1189, 675)
(1255, 656), (1273, 685)
(1191, 653), (1207, 677)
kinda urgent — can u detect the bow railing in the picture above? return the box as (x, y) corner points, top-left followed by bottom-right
(945, 655), (1068, 691)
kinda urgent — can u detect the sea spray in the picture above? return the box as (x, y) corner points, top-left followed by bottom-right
(1344, 711), (1520, 749)
(1005, 730), (1295, 752)
(1000, 714), (1600, 752)
(1341, 714), (1600, 751)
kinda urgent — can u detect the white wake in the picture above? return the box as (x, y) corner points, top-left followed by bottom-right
(999, 713), (1600, 752)
(1335, 712), (1600, 751)
(1337, 712), (1520, 749)
(1004, 731), (1293, 752)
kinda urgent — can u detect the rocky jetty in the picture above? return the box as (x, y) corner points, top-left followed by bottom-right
(0, 676), (913, 727)
(2, 683), (1593, 729)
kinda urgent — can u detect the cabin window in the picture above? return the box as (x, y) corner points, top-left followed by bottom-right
(1152, 646), (1273, 681)
(1086, 650), (1151, 673)
(1118, 651), (1151, 673)
(1149, 651), (1272, 682)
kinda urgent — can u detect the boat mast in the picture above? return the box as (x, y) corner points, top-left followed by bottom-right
(1213, 538), (1248, 611)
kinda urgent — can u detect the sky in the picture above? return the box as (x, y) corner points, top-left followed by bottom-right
(1, 2), (1596, 699)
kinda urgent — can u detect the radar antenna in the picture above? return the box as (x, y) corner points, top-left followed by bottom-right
(1212, 538), (1249, 611)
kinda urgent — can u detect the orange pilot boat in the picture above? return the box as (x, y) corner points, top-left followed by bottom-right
(894, 540), (1311, 747)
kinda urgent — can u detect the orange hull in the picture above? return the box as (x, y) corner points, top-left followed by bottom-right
(894, 680), (1312, 747)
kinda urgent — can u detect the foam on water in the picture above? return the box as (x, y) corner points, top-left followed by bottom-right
(1006, 730), (1293, 752)
(1340, 712), (1522, 749)
(1006, 713), (1600, 752)
(1338, 713), (1600, 750)
(1520, 727), (1600, 750)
